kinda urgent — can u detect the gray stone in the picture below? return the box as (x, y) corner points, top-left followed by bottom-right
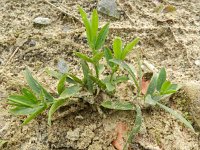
(57, 59), (68, 74)
(97, 0), (120, 19)
(33, 17), (51, 25)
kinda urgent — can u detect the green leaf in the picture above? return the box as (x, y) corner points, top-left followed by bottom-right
(8, 95), (36, 108)
(123, 105), (142, 150)
(24, 69), (54, 102)
(113, 37), (122, 59)
(10, 106), (39, 115)
(91, 9), (98, 41)
(23, 105), (47, 125)
(160, 81), (171, 93)
(89, 75), (106, 90)
(21, 88), (38, 104)
(145, 94), (156, 105)
(92, 52), (104, 63)
(79, 6), (93, 48)
(105, 82), (115, 92)
(146, 73), (157, 95)
(57, 75), (66, 95)
(67, 74), (84, 85)
(156, 102), (194, 132)
(75, 52), (93, 63)
(24, 69), (41, 95)
(81, 60), (93, 93)
(114, 76), (129, 84)
(156, 68), (166, 91)
(95, 23), (109, 50)
(59, 85), (81, 99)
(110, 59), (139, 91)
(101, 100), (135, 110)
(160, 83), (180, 95)
(45, 68), (63, 79)
(48, 99), (66, 126)
(121, 37), (139, 60)
(104, 47), (114, 68)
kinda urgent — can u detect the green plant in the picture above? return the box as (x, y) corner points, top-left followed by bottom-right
(103, 37), (139, 92)
(6, 6), (194, 150)
(144, 68), (194, 131)
(8, 69), (80, 125)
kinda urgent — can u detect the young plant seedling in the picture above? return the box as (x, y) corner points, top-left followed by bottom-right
(8, 68), (80, 125)
(144, 68), (194, 131)
(103, 37), (139, 92)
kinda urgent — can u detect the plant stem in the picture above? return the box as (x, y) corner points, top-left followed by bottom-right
(110, 66), (119, 82)
(94, 63), (99, 78)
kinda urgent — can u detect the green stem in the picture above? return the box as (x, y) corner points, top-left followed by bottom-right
(94, 63), (99, 78)
(110, 66), (119, 82)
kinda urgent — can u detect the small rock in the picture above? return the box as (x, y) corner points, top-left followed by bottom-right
(182, 82), (200, 127)
(97, 0), (120, 19)
(28, 40), (36, 47)
(33, 17), (51, 25)
(194, 60), (200, 67)
(57, 59), (68, 74)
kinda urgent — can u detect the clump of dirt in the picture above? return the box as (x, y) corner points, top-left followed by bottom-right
(0, 0), (200, 149)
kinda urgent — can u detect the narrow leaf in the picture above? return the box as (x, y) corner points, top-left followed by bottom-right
(45, 68), (63, 79)
(21, 88), (38, 104)
(48, 99), (66, 125)
(25, 69), (54, 102)
(156, 68), (166, 91)
(81, 60), (93, 93)
(121, 37), (139, 60)
(146, 73), (157, 95)
(95, 23), (109, 50)
(91, 9), (98, 41)
(104, 47), (114, 68)
(110, 59), (139, 91)
(157, 102), (194, 132)
(123, 105), (142, 150)
(24, 69), (41, 95)
(114, 76), (129, 84)
(59, 85), (81, 99)
(92, 52), (104, 63)
(23, 105), (47, 125)
(10, 106), (39, 115)
(101, 100), (135, 110)
(113, 37), (122, 59)
(79, 7), (93, 48)
(75, 52), (93, 63)
(8, 95), (36, 107)
(67, 74), (84, 85)
(57, 75), (66, 95)
(89, 75), (106, 90)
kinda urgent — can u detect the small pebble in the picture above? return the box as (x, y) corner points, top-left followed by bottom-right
(57, 59), (68, 74)
(33, 17), (51, 25)
(29, 40), (36, 47)
(194, 60), (200, 67)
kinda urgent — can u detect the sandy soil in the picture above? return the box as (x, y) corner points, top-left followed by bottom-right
(0, 0), (200, 149)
